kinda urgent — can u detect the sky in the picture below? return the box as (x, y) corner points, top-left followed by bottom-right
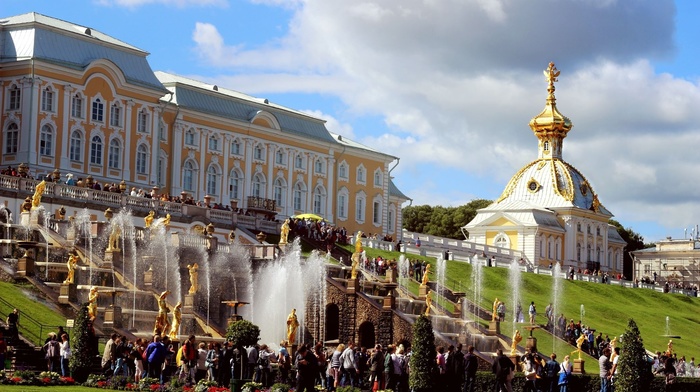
(4, 0), (700, 243)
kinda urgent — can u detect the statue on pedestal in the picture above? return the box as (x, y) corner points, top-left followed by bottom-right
(279, 219), (290, 245)
(571, 334), (586, 360)
(351, 231), (363, 279)
(169, 302), (182, 340)
(64, 252), (79, 284)
(106, 225), (121, 252)
(88, 286), (99, 321)
(421, 263), (431, 286)
(286, 308), (299, 345)
(187, 263), (199, 294)
(511, 329), (522, 356)
(154, 290), (171, 335)
(492, 297), (500, 322)
(424, 290), (432, 316)
(31, 180), (46, 210)
(144, 211), (155, 228)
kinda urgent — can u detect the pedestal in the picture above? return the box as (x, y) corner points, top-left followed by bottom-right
(525, 336), (538, 353)
(418, 284), (429, 299)
(58, 283), (77, 304)
(103, 250), (121, 268)
(104, 306), (123, 329)
(20, 211), (31, 227)
(573, 358), (585, 374)
(488, 321), (500, 335)
(509, 355), (520, 371)
(385, 268), (397, 283)
(17, 256), (35, 277)
(144, 267), (153, 287)
(184, 294), (195, 312)
(347, 278), (359, 294)
(383, 294), (395, 310)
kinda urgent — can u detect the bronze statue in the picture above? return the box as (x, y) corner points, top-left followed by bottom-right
(279, 219), (290, 245)
(169, 302), (182, 340)
(21, 196), (32, 212)
(144, 211), (155, 228)
(511, 329), (522, 356)
(31, 180), (46, 210)
(154, 290), (171, 335)
(421, 263), (431, 286)
(286, 308), (299, 345)
(88, 286), (99, 321)
(187, 263), (199, 294)
(63, 252), (79, 284)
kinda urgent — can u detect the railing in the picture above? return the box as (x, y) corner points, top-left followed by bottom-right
(246, 196), (276, 212)
(0, 296), (65, 347)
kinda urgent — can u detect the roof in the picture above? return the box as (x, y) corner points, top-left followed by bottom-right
(389, 179), (410, 201)
(465, 200), (564, 231)
(0, 12), (166, 91)
(156, 72), (338, 144)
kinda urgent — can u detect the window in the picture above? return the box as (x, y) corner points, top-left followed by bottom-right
(90, 136), (103, 165)
(576, 243), (581, 262)
(108, 139), (121, 169)
(229, 170), (242, 199)
(5, 123), (19, 154)
(355, 195), (365, 221)
(209, 135), (220, 152)
(357, 166), (366, 183)
(110, 104), (122, 127)
(374, 170), (382, 187)
(596, 227), (601, 236)
(495, 234), (509, 248)
(388, 208), (394, 232)
(275, 149), (286, 165)
(157, 156), (166, 186)
(577, 223), (582, 232)
(71, 94), (83, 118)
(337, 190), (348, 219)
(8, 85), (21, 111)
(230, 140), (241, 155)
(185, 129), (196, 146)
(183, 161), (196, 192)
(293, 182), (306, 211)
(273, 178), (285, 207)
(586, 245), (591, 261)
(39, 125), (53, 156)
(373, 200), (381, 224)
(252, 173), (265, 198)
(313, 186), (326, 215)
(136, 144), (148, 174)
(338, 163), (348, 179)
(548, 239), (552, 259)
(295, 154), (305, 169)
(41, 87), (54, 112)
(315, 159), (324, 174)
(159, 121), (166, 141)
(543, 141), (550, 151)
(91, 99), (104, 122)
(69, 130), (82, 161)
(254, 145), (264, 161)
(137, 109), (149, 133)
(206, 165), (219, 195)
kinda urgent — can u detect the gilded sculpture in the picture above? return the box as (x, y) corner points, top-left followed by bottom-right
(286, 308), (299, 345)
(187, 263), (199, 294)
(87, 286), (99, 321)
(144, 211), (155, 228)
(63, 251), (79, 284)
(511, 329), (522, 356)
(424, 290), (432, 316)
(421, 263), (431, 286)
(31, 180), (46, 210)
(350, 231), (363, 279)
(154, 290), (171, 335)
(571, 333), (586, 360)
(169, 301), (182, 340)
(492, 297), (500, 322)
(279, 219), (290, 245)
(106, 225), (121, 252)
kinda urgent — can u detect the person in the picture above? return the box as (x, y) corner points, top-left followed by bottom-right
(330, 344), (344, 389)
(59, 332), (71, 377)
(278, 346), (292, 384)
(178, 335), (197, 385)
(246, 344), (259, 380)
(286, 309), (300, 345)
(296, 344), (317, 392)
(314, 343), (327, 388)
(205, 342), (219, 382)
(522, 354), (538, 392)
(391, 344), (409, 392)
(146, 335), (166, 381)
(558, 355), (573, 392)
(0, 330), (7, 372)
(383, 345), (395, 390)
(436, 346), (447, 385)
(448, 344), (464, 392)
(368, 344), (384, 392)
(492, 348), (514, 392)
(7, 308), (19, 344)
(257, 344), (276, 387)
(340, 341), (358, 387)
(610, 347), (620, 390)
(102, 333), (118, 375)
(463, 345), (478, 392)
(544, 353), (561, 392)
(497, 301), (506, 322)
(528, 301), (537, 325)
(599, 347), (612, 392)
(196, 342), (207, 382)
(43, 332), (61, 373)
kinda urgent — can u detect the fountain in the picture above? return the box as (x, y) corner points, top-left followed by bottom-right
(551, 262), (563, 352)
(509, 258), (522, 328)
(580, 304), (585, 325)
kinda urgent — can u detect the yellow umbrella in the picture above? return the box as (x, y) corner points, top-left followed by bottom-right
(293, 213), (324, 221)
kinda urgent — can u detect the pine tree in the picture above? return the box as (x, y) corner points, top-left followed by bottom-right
(409, 315), (437, 392)
(617, 318), (653, 392)
(69, 303), (97, 382)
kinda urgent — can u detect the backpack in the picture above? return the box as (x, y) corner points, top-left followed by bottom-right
(142, 347), (148, 362)
(384, 353), (394, 374)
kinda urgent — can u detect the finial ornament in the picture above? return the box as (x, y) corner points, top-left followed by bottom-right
(544, 62), (560, 87)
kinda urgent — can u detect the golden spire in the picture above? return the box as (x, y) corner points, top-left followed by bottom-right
(529, 62), (573, 160)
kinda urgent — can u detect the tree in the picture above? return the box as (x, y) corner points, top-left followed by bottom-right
(69, 303), (97, 383)
(403, 199), (492, 240)
(226, 319), (260, 348)
(616, 319), (653, 392)
(609, 219), (652, 279)
(409, 315), (436, 392)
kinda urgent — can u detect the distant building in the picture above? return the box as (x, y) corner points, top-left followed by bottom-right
(0, 12), (409, 238)
(463, 63), (625, 272)
(632, 238), (700, 287)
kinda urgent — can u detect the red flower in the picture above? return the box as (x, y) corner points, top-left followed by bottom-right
(60, 376), (76, 384)
(150, 384), (161, 391)
(11, 377), (21, 383)
(42, 377), (51, 384)
(98, 380), (107, 387)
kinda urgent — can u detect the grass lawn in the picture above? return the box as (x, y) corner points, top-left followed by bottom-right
(0, 281), (68, 345)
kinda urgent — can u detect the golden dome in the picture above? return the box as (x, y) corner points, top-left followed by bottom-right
(529, 62), (572, 141)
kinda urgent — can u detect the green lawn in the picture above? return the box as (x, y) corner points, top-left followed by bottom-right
(0, 281), (68, 345)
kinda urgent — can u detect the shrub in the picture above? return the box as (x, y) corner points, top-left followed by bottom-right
(409, 315), (436, 392)
(617, 318), (653, 392)
(271, 382), (291, 392)
(70, 303), (97, 383)
(226, 320), (260, 348)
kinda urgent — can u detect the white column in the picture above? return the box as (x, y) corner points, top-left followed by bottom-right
(60, 85), (74, 168)
(21, 78), (40, 164)
(198, 129), (209, 198)
(306, 153), (314, 212)
(266, 144), (275, 199)
(123, 100), (135, 180)
(286, 148), (295, 216)
(221, 135), (230, 203)
(326, 156), (335, 221)
(171, 122), (184, 195)
(243, 138), (253, 209)
(149, 107), (160, 186)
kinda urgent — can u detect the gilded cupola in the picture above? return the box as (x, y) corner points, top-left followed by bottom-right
(529, 62), (573, 160)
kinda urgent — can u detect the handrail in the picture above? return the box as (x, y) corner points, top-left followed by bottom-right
(0, 295), (65, 347)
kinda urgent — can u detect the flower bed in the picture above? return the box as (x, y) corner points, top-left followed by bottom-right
(0, 370), (75, 386)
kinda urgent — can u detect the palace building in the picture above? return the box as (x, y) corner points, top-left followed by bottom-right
(0, 12), (409, 237)
(463, 63), (625, 272)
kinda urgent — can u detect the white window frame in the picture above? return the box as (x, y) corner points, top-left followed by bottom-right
(183, 160), (197, 192)
(69, 130), (83, 161)
(338, 162), (348, 180)
(91, 98), (104, 123)
(39, 124), (53, 156)
(4, 123), (18, 154)
(313, 185), (326, 215)
(108, 139), (121, 169)
(71, 94), (84, 118)
(136, 144), (148, 174)
(41, 87), (55, 112)
(273, 177), (286, 207)
(293, 182), (307, 211)
(185, 129), (197, 146)
(254, 144), (265, 161)
(206, 165), (219, 196)
(90, 135), (103, 165)
(110, 103), (122, 127)
(209, 135), (220, 152)
(355, 192), (366, 223)
(230, 140), (241, 156)
(356, 165), (366, 184)
(337, 188), (349, 220)
(137, 109), (150, 133)
(229, 169), (242, 200)
(7, 85), (21, 111)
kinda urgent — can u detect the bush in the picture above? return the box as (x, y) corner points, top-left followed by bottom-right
(70, 303), (97, 383)
(270, 382), (291, 392)
(226, 320), (261, 348)
(617, 318), (653, 392)
(409, 315), (436, 392)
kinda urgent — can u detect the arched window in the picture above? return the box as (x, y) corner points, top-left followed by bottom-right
(108, 139), (121, 169)
(90, 136), (103, 165)
(229, 170), (242, 199)
(273, 178), (286, 207)
(374, 169), (383, 187)
(293, 182), (306, 211)
(230, 139), (241, 155)
(337, 188), (349, 219)
(315, 159), (324, 174)
(295, 154), (305, 169)
(183, 160), (197, 192)
(91, 98), (104, 122)
(275, 149), (286, 165)
(208, 135), (219, 151)
(543, 141), (550, 152)
(495, 232), (510, 249)
(185, 129), (196, 146)
(254, 145), (265, 161)
(251, 173), (265, 198)
(69, 130), (82, 161)
(4, 123), (19, 154)
(357, 166), (366, 183)
(136, 144), (148, 174)
(39, 124), (53, 156)
(206, 165), (220, 195)
(313, 185), (326, 215)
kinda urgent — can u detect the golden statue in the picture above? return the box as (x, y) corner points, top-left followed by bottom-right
(154, 290), (171, 335)
(286, 308), (299, 345)
(350, 252), (361, 279)
(544, 62), (561, 86)
(492, 298), (500, 322)
(571, 334), (586, 360)
(106, 225), (121, 252)
(144, 211), (155, 228)
(187, 263), (199, 294)
(21, 196), (32, 212)
(667, 339), (673, 355)
(424, 290), (432, 316)
(162, 213), (171, 227)
(64, 252), (79, 284)
(421, 263), (431, 286)
(31, 180), (46, 210)
(354, 231), (363, 254)
(279, 219), (290, 245)
(87, 286), (99, 321)
(511, 330), (522, 356)
(169, 302), (182, 340)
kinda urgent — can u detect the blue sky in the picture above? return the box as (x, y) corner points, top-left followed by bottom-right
(5, 0), (700, 243)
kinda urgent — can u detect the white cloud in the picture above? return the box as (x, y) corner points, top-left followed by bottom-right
(299, 110), (356, 140)
(188, 0), (700, 238)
